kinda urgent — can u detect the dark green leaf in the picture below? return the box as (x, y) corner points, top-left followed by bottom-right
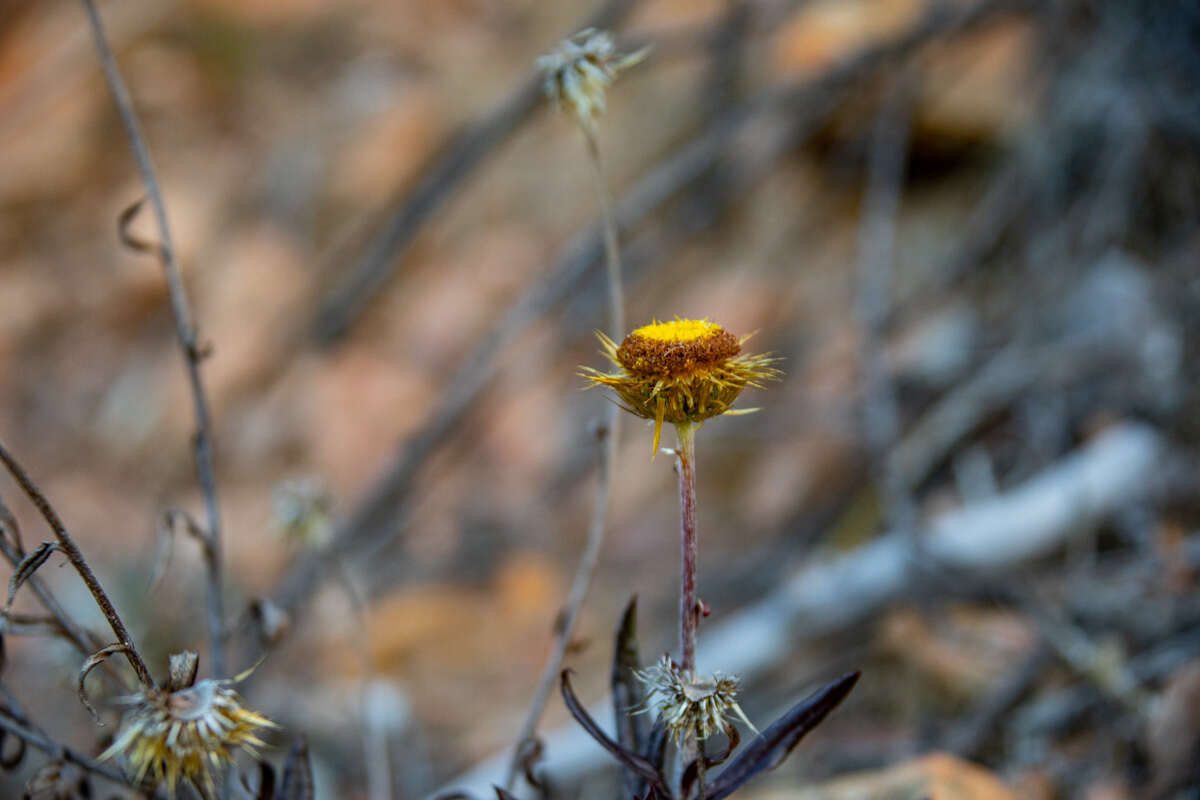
(561, 670), (670, 798)
(612, 595), (647, 800)
(6, 542), (58, 612)
(279, 736), (314, 800)
(704, 671), (859, 800)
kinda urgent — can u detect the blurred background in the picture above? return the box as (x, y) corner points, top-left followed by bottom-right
(1, 0), (1199, 797)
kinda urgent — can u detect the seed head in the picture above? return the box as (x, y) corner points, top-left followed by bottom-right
(536, 28), (648, 129)
(637, 655), (755, 744)
(100, 663), (278, 800)
(582, 318), (781, 453)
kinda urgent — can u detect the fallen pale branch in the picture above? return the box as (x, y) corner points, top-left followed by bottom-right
(436, 422), (1164, 797)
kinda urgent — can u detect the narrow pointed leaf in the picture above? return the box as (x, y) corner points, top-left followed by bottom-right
(279, 735), (314, 800)
(6, 542), (58, 612)
(643, 720), (669, 778)
(626, 718), (670, 800)
(612, 596), (647, 799)
(704, 672), (859, 800)
(560, 670), (669, 798)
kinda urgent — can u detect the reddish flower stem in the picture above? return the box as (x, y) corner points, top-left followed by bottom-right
(675, 421), (698, 674)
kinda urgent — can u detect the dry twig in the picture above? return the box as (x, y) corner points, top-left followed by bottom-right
(0, 499), (125, 690)
(79, 0), (228, 678)
(0, 441), (154, 689)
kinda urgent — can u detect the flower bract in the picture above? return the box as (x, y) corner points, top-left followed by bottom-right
(100, 673), (277, 799)
(582, 318), (780, 452)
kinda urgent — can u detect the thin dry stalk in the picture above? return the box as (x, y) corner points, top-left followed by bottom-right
(584, 127), (626, 338)
(503, 114), (626, 794)
(0, 500), (127, 691)
(0, 442), (154, 689)
(79, 0), (227, 678)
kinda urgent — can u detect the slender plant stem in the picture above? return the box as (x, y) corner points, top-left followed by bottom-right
(0, 442), (155, 690)
(503, 119), (626, 793)
(675, 420), (701, 797)
(79, 0), (226, 679)
(675, 421), (698, 674)
(584, 125), (626, 337)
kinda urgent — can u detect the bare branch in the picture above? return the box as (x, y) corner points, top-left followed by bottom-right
(0, 441), (154, 689)
(0, 498), (127, 690)
(80, 0), (228, 678)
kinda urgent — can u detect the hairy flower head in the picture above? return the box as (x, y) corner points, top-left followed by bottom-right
(100, 658), (277, 800)
(536, 28), (648, 128)
(582, 318), (780, 452)
(637, 655), (755, 744)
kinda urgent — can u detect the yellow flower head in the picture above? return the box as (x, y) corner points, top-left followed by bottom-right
(100, 661), (278, 800)
(583, 318), (780, 453)
(536, 28), (648, 129)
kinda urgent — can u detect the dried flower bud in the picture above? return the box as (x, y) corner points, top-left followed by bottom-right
(100, 670), (278, 800)
(582, 318), (780, 452)
(166, 651), (199, 692)
(637, 655), (755, 744)
(273, 476), (333, 549)
(536, 28), (648, 129)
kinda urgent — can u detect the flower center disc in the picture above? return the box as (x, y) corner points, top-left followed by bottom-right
(616, 319), (741, 378)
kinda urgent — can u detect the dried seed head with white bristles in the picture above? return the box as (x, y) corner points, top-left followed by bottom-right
(100, 654), (277, 800)
(536, 28), (648, 129)
(637, 655), (756, 744)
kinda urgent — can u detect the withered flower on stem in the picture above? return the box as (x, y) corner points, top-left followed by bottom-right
(536, 28), (648, 130)
(638, 655), (756, 745)
(100, 654), (277, 800)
